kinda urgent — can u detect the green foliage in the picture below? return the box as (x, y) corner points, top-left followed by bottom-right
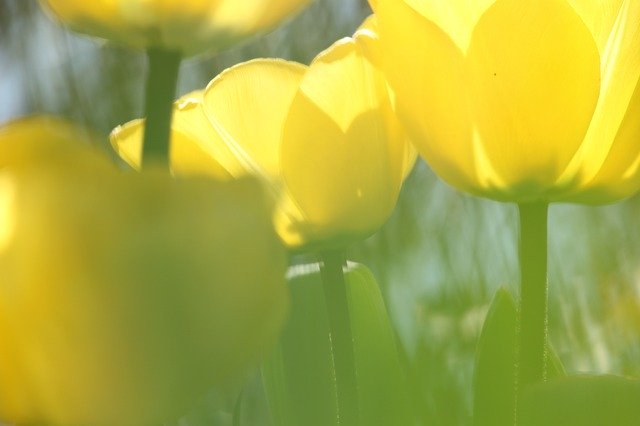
(473, 288), (565, 426)
(519, 375), (640, 426)
(262, 262), (412, 426)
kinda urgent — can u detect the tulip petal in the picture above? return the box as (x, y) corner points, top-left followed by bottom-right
(248, 0), (313, 33)
(466, 0), (600, 199)
(401, 0), (497, 52)
(202, 59), (306, 182)
(566, 0), (626, 52)
(122, 0), (228, 50)
(42, 0), (312, 54)
(569, 77), (640, 203)
(110, 92), (235, 180)
(0, 116), (111, 172)
(41, 0), (148, 47)
(557, 0), (640, 197)
(280, 34), (407, 244)
(193, 0), (310, 43)
(375, 0), (479, 194)
(356, 15), (418, 181)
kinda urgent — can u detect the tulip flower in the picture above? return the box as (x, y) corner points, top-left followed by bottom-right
(112, 23), (415, 250)
(0, 117), (288, 425)
(369, 0), (640, 204)
(39, 0), (312, 55)
(368, 0), (640, 413)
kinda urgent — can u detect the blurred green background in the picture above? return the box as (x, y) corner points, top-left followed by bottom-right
(2, 0), (639, 424)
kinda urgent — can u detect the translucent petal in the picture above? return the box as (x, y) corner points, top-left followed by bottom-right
(566, 0), (626, 52)
(109, 119), (144, 169)
(402, 0), (497, 52)
(202, 59), (306, 182)
(109, 92), (235, 180)
(569, 77), (640, 203)
(119, 0), (225, 49)
(171, 92), (244, 177)
(356, 15), (418, 181)
(245, 0), (313, 33)
(41, 0), (312, 54)
(40, 0), (120, 27)
(375, 0), (479, 193)
(556, 0), (640, 193)
(41, 0), (147, 47)
(466, 0), (600, 199)
(280, 35), (408, 244)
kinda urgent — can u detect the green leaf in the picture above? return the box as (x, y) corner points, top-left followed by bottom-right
(473, 288), (565, 426)
(473, 288), (518, 426)
(519, 375), (640, 426)
(261, 262), (412, 426)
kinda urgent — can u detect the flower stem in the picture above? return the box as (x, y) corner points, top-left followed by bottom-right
(320, 251), (359, 426)
(517, 203), (549, 401)
(141, 47), (182, 169)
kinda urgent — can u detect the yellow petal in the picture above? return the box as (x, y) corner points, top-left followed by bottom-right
(121, 0), (226, 50)
(40, 0), (146, 48)
(110, 91), (236, 180)
(355, 15), (418, 180)
(171, 92), (244, 177)
(556, 0), (640, 193)
(0, 116), (111, 172)
(41, 0), (312, 54)
(242, 0), (313, 34)
(375, 0), (479, 193)
(566, 0), (626, 52)
(569, 77), (640, 203)
(110, 118), (144, 168)
(201, 59), (306, 182)
(280, 33), (409, 245)
(466, 0), (601, 199)
(401, 0), (497, 52)
(356, 13), (377, 33)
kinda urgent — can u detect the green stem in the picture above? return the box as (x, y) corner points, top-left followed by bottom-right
(141, 48), (182, 169)
(517, 203), (549, 399)
(320, 251), (359, 426)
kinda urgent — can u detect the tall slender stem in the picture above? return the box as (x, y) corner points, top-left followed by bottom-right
(320, 251), (359, 426)
(141, 48), (182, 169)
(517, 203), (549, 397)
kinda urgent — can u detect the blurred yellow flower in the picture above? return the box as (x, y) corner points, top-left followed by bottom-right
(369, 0), (640, 203)
(0, 117), (288, 425)
(112, 24), (415, 249)
(39, 0), (312, 55)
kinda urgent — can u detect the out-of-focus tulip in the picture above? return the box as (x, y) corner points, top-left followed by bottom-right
(0, 117), (288, 425)
(39, 0), (312, 55)
(112, 24), (415, 249)
(0, 116), (111, 172)
(369, 0), (640, 204)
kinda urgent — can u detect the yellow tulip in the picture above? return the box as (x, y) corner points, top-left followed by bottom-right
(39, 0), (312, 55)
(0, 117), (288, 425)
(369, 0), (640, 204)
(112, 24), (415, 249)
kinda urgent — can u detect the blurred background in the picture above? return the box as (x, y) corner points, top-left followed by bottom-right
(1, 0), (639, 424)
